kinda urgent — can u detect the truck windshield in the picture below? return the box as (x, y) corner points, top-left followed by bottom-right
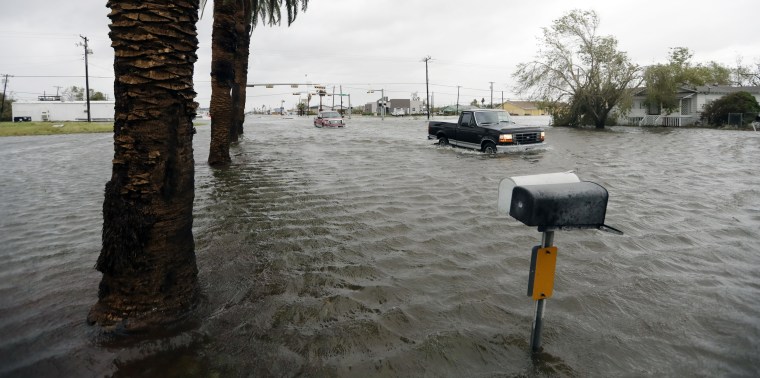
(474, 111), (512, 125)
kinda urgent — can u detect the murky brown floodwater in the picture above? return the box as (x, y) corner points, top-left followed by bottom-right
(1, 116), (759, 376)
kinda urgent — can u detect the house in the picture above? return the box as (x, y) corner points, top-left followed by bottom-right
(364, 98), (424, 115)
(500, 101), (546, 116)
(364, 100), (381, 114)
(12, 100), (115, 122)
(388, 99), (423, 115)
(623, 85), (760, 126)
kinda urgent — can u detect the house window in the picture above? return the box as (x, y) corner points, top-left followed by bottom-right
(682, 98), (692, 114)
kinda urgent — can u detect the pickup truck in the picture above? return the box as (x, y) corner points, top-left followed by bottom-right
(427, 109), (545, 153)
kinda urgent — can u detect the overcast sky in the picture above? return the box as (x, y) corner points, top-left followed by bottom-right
(2, 0), (758, 111)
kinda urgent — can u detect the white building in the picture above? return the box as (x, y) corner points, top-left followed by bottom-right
(12, 100), (115, 122)
(364, 98), (424, 116)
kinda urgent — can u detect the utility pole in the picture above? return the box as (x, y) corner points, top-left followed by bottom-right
(1, 74), (10, 121)
(489, 81), (494, 109)
(78, 35), (93, 122)
(456, 85), (460, 114)
(422, 56), (432, 120)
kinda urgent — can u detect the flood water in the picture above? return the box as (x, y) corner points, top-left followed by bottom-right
(1, 115), (759, 376)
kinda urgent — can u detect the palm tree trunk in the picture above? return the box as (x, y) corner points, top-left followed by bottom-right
(89, 0), (200, 332)
(232, 1), (252, 139)
(208, 0), (236, 166)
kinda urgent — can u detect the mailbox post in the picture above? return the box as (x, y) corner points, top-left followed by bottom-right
(529, 230), (554, 353)
(498, 173), (621, 353)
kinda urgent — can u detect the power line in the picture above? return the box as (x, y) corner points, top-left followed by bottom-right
(9, 75), (113, 79)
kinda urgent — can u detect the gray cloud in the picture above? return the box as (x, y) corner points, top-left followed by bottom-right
(2, 0), (758, 110)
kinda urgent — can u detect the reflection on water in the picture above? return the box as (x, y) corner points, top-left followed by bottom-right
(1, 116), (759, 376)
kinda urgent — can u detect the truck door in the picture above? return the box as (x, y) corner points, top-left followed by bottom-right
(456, 112), (481, 148)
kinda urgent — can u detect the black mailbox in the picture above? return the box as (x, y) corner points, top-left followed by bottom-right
(509, 182), (610, 231)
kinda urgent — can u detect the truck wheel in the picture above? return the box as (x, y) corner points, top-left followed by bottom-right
(438, 136), (449, 146)
(483, 142), (496, 154)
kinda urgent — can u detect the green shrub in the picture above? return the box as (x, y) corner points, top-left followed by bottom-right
(701, 91), (760, 126)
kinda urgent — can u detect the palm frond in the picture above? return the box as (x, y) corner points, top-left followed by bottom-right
(245, 0), (309, 28)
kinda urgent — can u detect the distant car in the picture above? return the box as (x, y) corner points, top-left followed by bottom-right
(313, 111), (345, 128)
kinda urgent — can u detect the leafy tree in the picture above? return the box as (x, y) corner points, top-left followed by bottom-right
(513, 10), (641, 128)
(0, 93), (13, 121)
(731, 56), (760, 86)
(89, 0), (200, 331)
(90, 91), (107, 101)
(469, 99), (479, 107)
(61, 85), (107, 101)
(297, 101), (306, 116)
(700, 91), (760, 126)
(643, 47), (731, 113)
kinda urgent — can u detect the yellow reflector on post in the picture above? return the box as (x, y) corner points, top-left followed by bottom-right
(528, 246), (558, 300)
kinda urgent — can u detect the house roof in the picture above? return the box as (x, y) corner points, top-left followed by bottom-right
(694, 85), (760, 95)
(634, 85), (760, 97)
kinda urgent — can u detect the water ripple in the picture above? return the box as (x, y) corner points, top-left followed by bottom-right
(1, 118), (759, 376)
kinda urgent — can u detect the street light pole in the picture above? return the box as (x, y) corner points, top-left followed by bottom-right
(381, 88), (385, 120)
(423, 56), (431, 120)
(368, 89), (385, 121)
